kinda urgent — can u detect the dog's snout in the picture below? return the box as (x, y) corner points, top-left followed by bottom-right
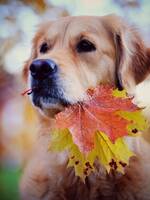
(30, 59), (57, 80)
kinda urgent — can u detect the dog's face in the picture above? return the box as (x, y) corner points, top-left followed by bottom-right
(23, 15), (150, 117)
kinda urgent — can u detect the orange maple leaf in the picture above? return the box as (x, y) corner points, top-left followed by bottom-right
(55, 85), (138, 153)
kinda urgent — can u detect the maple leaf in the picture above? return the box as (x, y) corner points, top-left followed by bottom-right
(55, 85), (141, 153)
(49, 85), (148, 180)
(49, 129), (134, 181)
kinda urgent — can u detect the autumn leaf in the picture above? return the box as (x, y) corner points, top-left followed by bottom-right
(55, 85), (142, 153)
(49, 85), (148, 180)
(49, 129), (134, 181)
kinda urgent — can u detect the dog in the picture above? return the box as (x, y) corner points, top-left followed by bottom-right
(20, 15), (150, 200)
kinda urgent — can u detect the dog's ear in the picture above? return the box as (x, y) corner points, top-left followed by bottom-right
(103, 14), (150, 93)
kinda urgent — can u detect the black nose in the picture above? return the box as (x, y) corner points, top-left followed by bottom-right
(30, 59), (57, 80)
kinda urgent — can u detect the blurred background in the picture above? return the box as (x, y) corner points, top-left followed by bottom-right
(0, 0), (150, 199)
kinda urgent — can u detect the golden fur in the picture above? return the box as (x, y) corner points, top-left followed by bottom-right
(21, 15), (150, 200)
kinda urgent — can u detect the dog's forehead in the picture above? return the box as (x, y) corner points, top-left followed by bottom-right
(45, 16), (107, 39)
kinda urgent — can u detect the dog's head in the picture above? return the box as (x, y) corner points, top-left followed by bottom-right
(23, 15), (150, 117)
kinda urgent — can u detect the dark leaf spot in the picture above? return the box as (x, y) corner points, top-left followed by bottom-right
(85, 162), (92, 169)
(75, 161), (79, 165)
(83, 169), (88, 176)
(119, 161), (127, 167)
(109, 159), (117, 170)
(132, 128), (138, 133)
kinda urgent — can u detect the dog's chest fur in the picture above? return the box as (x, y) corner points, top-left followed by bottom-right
(21, 131), (150, 200)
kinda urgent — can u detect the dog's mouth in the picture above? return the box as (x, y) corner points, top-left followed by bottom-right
(29, 85), (70, 111)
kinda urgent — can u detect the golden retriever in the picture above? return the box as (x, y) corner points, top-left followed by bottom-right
(20, 15), (150, 200)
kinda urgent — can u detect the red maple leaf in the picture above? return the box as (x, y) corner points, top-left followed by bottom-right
(55, 85), (138, 153)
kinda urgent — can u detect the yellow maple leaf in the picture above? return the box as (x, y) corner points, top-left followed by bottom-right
(49, 129), (134, 181)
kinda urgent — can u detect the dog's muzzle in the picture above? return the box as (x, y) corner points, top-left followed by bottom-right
(29, 59), (69, 109)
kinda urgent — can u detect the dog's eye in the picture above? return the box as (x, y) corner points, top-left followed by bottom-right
(76, 39), (96, 53)
(40, 42), (49, 53)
